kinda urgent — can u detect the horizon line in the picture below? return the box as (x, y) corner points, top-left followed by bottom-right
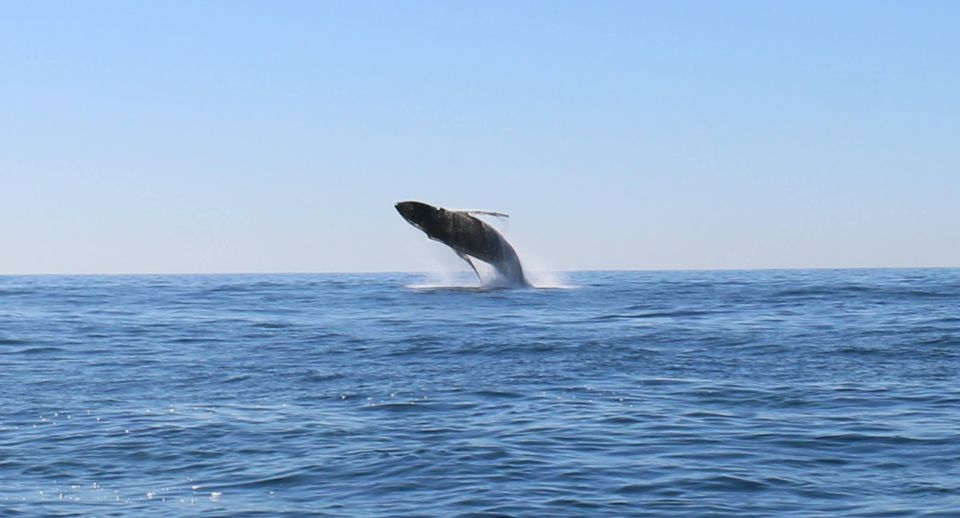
(2, 265), (958, 278)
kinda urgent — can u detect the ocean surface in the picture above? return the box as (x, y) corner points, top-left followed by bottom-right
(1, 269), (959, 516)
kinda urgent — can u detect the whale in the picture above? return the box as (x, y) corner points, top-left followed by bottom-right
(395, 201), (530, 287)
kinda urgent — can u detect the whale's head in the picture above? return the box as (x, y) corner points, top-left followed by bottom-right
(395, 201), (440, 232)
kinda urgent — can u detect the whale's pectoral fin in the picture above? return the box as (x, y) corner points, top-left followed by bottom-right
(457, 210), (510, 219)
(456, 252), (482, 282)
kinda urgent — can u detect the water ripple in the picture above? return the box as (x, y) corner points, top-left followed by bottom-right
(1, 270), (959, 516)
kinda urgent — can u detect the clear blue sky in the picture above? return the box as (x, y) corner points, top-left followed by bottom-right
(2, 1), (958, 274)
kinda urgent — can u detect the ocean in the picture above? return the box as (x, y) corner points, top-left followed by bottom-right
(1, 269), (958, 516)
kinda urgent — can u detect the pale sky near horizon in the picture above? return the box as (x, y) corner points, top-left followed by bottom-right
(2, 1), (958, 274)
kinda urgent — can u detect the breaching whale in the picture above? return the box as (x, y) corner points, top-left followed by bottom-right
(395, 201), (530, 287)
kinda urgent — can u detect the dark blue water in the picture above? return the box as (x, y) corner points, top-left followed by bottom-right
(2, 270), (959, 516)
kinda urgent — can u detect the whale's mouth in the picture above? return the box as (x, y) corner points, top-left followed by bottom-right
(394, 202), (410, 221)
(395, 202), (434, 241)
(395, 201), (433, 226)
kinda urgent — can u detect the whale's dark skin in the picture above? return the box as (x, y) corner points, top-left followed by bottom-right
(395, 201), (530, 286)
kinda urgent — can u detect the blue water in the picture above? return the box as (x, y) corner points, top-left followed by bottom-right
(2, 269), (959, 516)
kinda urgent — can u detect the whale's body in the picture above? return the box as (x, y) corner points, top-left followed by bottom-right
(395, 201), (529, 287)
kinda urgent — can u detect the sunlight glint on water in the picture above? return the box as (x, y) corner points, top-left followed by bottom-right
(1, 269), (958, 516)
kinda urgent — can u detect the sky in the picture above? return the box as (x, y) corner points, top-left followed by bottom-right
(2, 0), (958, 274)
